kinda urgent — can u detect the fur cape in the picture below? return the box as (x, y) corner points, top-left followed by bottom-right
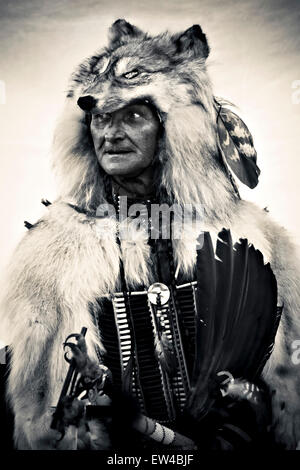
(1, 20), (300, 450)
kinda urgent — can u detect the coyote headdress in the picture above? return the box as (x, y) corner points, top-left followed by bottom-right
(1, 19), (300, 449)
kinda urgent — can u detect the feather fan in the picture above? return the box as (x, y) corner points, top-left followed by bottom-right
(186, 229), (280, 421)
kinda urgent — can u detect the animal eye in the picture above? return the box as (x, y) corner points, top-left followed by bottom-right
(123, 69), (139, 79)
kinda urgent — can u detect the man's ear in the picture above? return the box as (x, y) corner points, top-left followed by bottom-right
(108, 19), (144, 48)
(175, 25), (210, 59)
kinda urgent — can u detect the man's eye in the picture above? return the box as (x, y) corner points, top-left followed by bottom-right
(125, 111), (143, 123)
(93, 113), (111, 125)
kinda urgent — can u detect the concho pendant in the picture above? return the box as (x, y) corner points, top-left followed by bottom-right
(147, 283), (170, 306)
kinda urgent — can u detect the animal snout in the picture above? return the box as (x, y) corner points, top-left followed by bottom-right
(77, 95), (97, 111)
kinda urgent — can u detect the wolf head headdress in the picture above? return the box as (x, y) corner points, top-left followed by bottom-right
(53, 19), (260, 222)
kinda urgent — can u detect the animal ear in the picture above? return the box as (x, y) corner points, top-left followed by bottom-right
(215, 99), (260, 189)
(109, 19), (144, 47)
(175, 25), (209, 58)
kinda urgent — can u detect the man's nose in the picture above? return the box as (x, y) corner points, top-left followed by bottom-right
(104, 119), (125, 142)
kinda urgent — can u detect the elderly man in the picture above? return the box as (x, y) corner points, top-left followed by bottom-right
(89, 101), (160, 197)
(1, 19), (300, 450)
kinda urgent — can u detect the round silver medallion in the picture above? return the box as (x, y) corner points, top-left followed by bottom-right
(147, 283), (170, 306)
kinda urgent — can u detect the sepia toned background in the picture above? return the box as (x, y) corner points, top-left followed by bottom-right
(0, 0), (299, 274)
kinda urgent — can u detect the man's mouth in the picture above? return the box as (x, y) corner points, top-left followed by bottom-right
(105, 149), (132, 155)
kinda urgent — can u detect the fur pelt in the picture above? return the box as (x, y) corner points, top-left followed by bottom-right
(1, 19), (300, 449)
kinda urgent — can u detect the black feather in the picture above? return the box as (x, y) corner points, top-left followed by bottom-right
(212, 229), (234, 373)
(192, 231), (216, 384)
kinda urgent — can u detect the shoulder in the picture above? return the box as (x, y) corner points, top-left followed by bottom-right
(0, 200), (119, 342)
(16, 200), (117, 254)
(25, 200), (98, 233)
(227, 199), (299, 265)
(1, 199), (118, 296)
(235, 200), (300, 261)
(231, 200), (300, 310)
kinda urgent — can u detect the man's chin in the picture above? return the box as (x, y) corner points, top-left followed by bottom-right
(104, 167), (138, 177)
(101, 162), (144, 178)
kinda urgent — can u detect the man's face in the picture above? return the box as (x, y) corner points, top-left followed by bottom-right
(90, 103), (160, 177)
